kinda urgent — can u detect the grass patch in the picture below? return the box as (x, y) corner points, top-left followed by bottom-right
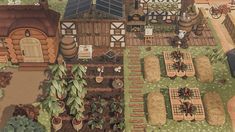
(0, 0), (68, 18)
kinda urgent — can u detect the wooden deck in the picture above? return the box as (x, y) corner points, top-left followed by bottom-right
(163, 51), (195, 78)
(126, 25), (216, 46)
(169, 88), (205, 121)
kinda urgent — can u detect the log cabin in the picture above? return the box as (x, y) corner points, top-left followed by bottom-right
(0, 0), (60, 70)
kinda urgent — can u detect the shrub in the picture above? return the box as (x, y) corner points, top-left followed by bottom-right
(2, 115), (45, 132)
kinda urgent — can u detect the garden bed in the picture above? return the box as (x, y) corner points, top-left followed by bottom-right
(57, 91), (124, 132)
(67, 56), (123, 65)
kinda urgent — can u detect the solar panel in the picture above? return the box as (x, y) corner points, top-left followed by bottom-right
(110, 4), (122, 12)
(77, 0), (91, 12)
(64, 0), (123, 19)
(110, 9), (122, 17)
(96, 5), (109, 12)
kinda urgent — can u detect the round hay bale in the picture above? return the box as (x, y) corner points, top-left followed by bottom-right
(147, 91), (166, 126)
(203, 92), (225, 126)
(194, 56), (213, 83)
(144, 55), (161, 83)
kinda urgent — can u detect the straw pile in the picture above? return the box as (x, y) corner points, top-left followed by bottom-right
(203, 92), (225, 126)
(144, 55), (160, 83)
(147, 91), (166, 125)
(194, 56), (213, 83)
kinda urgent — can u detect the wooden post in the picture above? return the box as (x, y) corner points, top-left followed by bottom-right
(5, 37), (18, 63)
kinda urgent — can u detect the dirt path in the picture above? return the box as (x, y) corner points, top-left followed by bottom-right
(210, 18), (235, 53)
(0, 68), (44, 128)
(228, 96), (235, 132)
(197, 5), (235, 53)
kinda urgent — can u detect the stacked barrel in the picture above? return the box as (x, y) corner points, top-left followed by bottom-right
(60, 36), (78, 60)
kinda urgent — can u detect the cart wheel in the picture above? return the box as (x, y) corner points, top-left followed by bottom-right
(212, 12), (222, 19)
(209, 7), (214, 15)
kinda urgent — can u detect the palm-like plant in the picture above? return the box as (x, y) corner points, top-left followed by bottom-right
(48, 64), (67, 80)
(42, 96), (63, 117)
(47, 64), (68, 99)
(66, 64), (87, 130)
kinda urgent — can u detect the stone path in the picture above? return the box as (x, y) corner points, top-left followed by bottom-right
(228, 96), (235, 132)
(126, 46), (146, 132)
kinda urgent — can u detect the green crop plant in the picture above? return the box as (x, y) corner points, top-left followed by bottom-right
(41, 96), (63, 117)
(66, 64), (87, 121)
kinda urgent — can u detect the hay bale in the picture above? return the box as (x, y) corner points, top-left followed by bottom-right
(147, 91), (166, 125)
(203, 92), (225, 126)
(194, 56), (213, 83)
(144, 55), (160, 83)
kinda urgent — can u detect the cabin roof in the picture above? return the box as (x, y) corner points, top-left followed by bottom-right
(0, 5), (60, 37)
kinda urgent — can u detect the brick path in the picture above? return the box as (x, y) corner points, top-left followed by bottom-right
(126, 46), (146, 132)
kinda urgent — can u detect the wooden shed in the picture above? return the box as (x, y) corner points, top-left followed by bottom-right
(0, 1), (60, 68)
(61, 0), (126, 48)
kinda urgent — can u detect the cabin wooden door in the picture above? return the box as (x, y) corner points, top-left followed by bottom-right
(20, 37), (44, 62)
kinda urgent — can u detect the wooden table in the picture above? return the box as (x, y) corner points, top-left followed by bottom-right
(163, 51), (195, 78)
(169, 88), (205, 121)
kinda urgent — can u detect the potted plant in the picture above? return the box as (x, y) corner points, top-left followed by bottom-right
(178, 87), (193, 100)
(42, 96), (63, 131)
(2, 115), (45, 132)
(67, 64), (87, 131)
(179, 101), (197, 116)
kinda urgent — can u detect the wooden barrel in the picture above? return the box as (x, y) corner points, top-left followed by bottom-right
(178, 17), (193, 33)
(60, 36), (78, 60)
(195, 24), (204, 36)
(189, 12), (198, 26)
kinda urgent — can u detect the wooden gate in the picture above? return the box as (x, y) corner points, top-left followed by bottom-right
(20, 37), (44, 62)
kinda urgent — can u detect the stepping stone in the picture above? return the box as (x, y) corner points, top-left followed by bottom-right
(129, 90), (142, 93)
(131, 130), (145, 132)
(129, 73), (142, 76)
(129, 103), (144, 108)
(128, 77), (142, 81)
(133, 124), (146, 129)
(131, 94), (144, 98)
(133, 108), (144, 113)
(130, 98), (143, 102)
(129, 86), (143, 89)
(130, 81), (144, 85)
(129, 69), (142, 73)
(129, 119), (144, 123)
(127, 64), (141, 69)
(130, 113), (145, 117)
